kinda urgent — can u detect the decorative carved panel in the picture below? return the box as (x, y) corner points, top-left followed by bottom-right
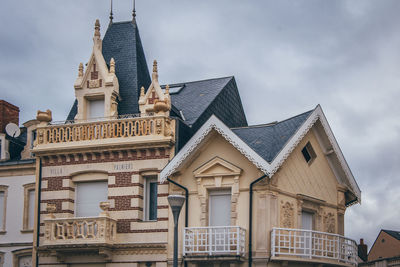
(324, 212), (336, 233)
(280, 201), (294, 228)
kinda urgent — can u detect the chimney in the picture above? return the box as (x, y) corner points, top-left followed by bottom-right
(0, 100), (20, 133)
(358, 238), (368, 262)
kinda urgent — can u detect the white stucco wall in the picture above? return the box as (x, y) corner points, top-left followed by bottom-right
(0, 173), (35, 267)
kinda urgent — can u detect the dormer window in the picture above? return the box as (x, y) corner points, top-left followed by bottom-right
(301, 142), (316, 164)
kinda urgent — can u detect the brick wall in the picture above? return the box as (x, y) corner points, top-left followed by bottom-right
(0, 100), (20, 133)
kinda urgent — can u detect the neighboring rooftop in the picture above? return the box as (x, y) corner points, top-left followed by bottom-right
(232, 110), (313, 163)
(383, 230), (400, 241)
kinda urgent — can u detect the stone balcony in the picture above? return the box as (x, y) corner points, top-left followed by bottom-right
(42, 216), (117, 248)
(33, 114), (175, 154)
(270, 227), (358, 266)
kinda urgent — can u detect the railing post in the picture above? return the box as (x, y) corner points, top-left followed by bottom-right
(183, 228), (186, 256)
(236, 227), (239, 255)
(308, 231), (312, 259)
(208, 227), (212, 255)
(271, 228), (275, 257)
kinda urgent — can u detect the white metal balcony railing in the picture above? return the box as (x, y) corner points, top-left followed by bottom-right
(271, 227), (358, 265)
(43, 216), (117, 246)
(183, 226), (246, 257)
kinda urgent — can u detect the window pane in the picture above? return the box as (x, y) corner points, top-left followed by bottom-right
(18, 255), (32, 267)
(28, 190), (35, 229)
(0, 192), (4, 229)
(87, 99), (104, 119)
(76, 182), (108, 217)
(148, 182), (158, 220)
(301, 147), (311, 162)
(301, 211), (313, 230)
(209, 191), (231, 226)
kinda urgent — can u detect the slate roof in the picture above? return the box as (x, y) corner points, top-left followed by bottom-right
(383, 230), (400, 241)
(167, 76), (247, 129)
(231, 110), (313, 163)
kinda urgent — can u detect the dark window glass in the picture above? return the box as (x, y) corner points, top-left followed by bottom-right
(149, 182), (158, 220)
(302, 146), (312, 162)
(301, 142), (316, 164)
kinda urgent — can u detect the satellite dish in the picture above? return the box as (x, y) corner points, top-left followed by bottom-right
(5, 123), (21, 138)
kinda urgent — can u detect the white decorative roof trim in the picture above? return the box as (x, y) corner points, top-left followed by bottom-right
(314, 106), (361, 201)
(160, 106), (360, 203)
(159, 115), (271, 183)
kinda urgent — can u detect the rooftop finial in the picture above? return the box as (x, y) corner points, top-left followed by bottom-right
(152, 60), (158, 81)
(153, 60), (158, 73)
(94, 19), (101, 38)
(78, 63), (84, 77)
(109, 0), (113, 24)
(132, 0), (136, 21)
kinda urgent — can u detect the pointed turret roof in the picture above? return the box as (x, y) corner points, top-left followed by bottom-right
(102, 20), (151, 115)
(67, 19), (151, 120)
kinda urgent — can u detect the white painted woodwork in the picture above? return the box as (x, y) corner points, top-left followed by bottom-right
(271, 227), (357, 265)
(183, 226), (246, 256)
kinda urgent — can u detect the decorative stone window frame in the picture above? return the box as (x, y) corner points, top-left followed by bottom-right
(192, 157), (242, 226)
(22, 183), (35, 232)
(140, 169), (159, 222)
(0, 185), (8, 234)
(71, 171), (110, 217)
(296, 194), (325, 231)
(12, 248), (32, 267)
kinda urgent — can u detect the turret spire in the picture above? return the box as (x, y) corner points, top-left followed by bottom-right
(132, 0), (136, 21)
(94, 19), (101, 38)
(109, 0), (113, 24)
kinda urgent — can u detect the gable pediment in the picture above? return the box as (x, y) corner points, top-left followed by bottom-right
(160, 107), (361, 205)
(193, 157), (242, 178)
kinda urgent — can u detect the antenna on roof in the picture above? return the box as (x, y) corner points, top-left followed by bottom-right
(132, 0), (136, 21)
(109, 0), (114, 24)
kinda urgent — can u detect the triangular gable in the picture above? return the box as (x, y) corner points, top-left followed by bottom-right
(193, 156), (242, 178)
(160, 105), (361, 203)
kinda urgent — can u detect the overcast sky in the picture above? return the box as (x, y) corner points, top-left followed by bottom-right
(1, 0), (399, 249)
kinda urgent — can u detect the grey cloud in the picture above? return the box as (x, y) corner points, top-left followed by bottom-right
(1, 0), (399, 249)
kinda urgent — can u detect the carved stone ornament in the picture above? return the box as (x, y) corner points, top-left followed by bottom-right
(36, 109), (52, 123)
(88, 79), (101, 88)
(324, 212), (336, 233)
(281, 201), (294, 228)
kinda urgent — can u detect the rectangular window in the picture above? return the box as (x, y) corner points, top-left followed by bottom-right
(144, 177), (158, 221)
(87, 99), (105, 119)
(209, 190), (231, 226)
(0, 191), (4, 231)
(22, 184), (35, 231)
(76, 181), (108, 217)
(301, 142), (317, 164)
(301, 211), (313, 230)
(28, 190), (35, 229)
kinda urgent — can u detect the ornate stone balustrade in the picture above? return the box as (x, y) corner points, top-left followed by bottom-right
(43, 216), (117, 246)
(33, 115), (175, 153)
